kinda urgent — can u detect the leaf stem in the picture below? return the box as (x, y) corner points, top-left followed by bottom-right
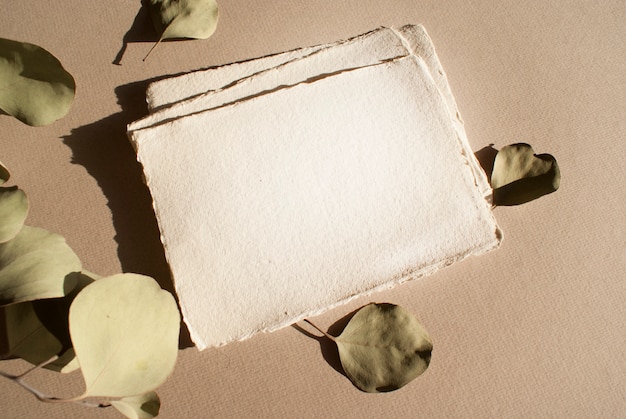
(143, 37), (164, 62)
(303, 319), (336, 342)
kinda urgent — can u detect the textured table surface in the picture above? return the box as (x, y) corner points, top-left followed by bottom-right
(1, 1), (624, 417)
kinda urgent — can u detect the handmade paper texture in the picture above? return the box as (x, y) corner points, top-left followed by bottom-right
(145, 25), (445, 111)
(131, 25), (491, 200)
(130, 27), (406, 132)
(131, 56), (501, 349)
(144, 26), (408, 111)
(145, 33), (331, 110)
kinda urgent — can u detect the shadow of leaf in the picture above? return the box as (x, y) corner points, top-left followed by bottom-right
(292, 306), (361, 379)
(477, 143), (560, 206)
(113, 1), (157, 65)
(493, 157), (560, 206)
(474, 144), (498, 183)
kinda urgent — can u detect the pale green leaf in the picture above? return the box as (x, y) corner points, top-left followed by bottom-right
(111, 392), (161, 419)
(69, 273), (180, 398)
(0, 187), (28, 243)
(335, 303), (432, 393)
(144, 0), (219, 60)
(0, 161), (9, 185)
(0, 272), (93, 373)
(0, 38), (75, 126)
(0, 226), (82, 305)
(491, 143), (560, 206)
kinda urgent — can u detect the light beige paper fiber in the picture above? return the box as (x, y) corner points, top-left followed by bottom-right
(144, 25), (455, 114)
(130, 27), (407, 131)
(143, 27), (383, 111)
(131, 55), (501, 349)
(131, 25), (491, 200)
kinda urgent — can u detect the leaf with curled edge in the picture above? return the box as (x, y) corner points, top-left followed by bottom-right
(144, 0), (219, 61)
(491, 143), (560, 206)
(0, 38), (75, 126)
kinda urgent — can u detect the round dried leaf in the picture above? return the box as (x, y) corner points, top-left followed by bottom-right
(335, 303), (432, 393)
(69, 273), (180, 398)
(0, 38), (75, 126)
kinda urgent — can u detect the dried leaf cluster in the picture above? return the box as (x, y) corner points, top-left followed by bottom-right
(0, 161), (180, 418)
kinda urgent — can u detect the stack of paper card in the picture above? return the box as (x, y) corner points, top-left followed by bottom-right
(127, 24), (501, 350)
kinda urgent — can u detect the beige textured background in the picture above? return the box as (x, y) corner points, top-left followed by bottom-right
(1, 1), (625, 417)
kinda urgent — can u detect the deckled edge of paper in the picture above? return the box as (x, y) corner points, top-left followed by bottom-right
(146, 46), (321, 112)
(133, 25), (492, 204)
(394, 24), (493, 203)
(196, 230), (500, 349)
(131, 27), (396, 132)
(145, 27), (386, 111)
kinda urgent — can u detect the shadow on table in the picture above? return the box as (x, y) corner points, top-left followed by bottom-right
(113, 0), (157, 65)
(292, 307), (361, 383)
(62, 76), (192, 348)
(474, 144), (498, 183)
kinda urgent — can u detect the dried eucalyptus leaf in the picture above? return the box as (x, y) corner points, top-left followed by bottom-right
(1, 302), (64, 362)
(0, 161), (9, 185)
(111, 392), (161, 419)
(0, 187), (28, 243)
(0, 226), (82, 305)
(69, 273), (180, 398)
(335, 303), (432, 393)
(0, 38), (75, 126)
(491, 143), (560, 206)
(0, 303), (79, 373)
(0, 273), (92, 373)
(144, 0), (219, 60)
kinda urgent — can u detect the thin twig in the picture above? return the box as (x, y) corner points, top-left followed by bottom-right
(0, 357), (110, 408)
